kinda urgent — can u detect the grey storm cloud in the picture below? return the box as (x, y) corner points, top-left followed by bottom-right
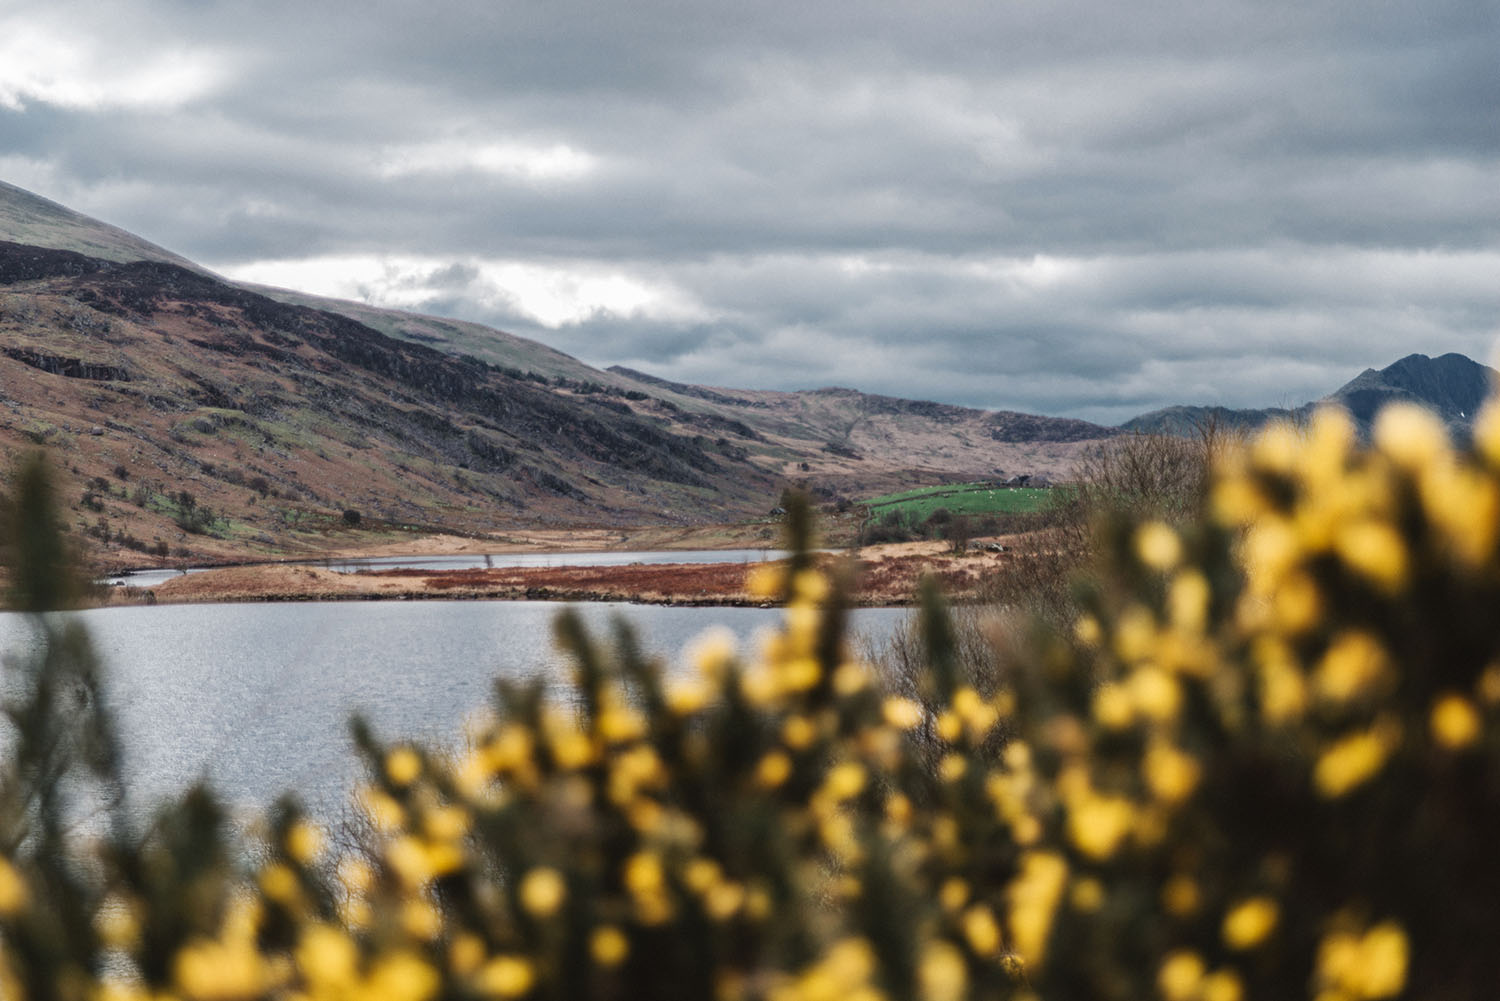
(2, 0), (1498, 422)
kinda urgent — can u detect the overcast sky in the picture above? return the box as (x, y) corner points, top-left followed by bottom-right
(2, 0), (1497, 422)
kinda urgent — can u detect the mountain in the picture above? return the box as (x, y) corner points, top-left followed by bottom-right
(1120, 404), (1302, 437)
(1124, 353), (1498, 439)
(0, 181), (1116, 563)
(1323, 353), (1496, 433)
(0, 240), (772, 559)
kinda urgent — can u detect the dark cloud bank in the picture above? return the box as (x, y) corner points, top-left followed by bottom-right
(2, 0), (1497, 422)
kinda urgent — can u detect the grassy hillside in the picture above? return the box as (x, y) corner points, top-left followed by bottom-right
(0, 180), (200, 269)
(864, 482), (1055, 520)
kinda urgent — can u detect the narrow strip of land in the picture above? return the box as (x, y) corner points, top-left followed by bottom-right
(99, 540), (1020, 607)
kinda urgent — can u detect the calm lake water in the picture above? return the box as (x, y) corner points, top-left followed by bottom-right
(0, 600), (908, 825)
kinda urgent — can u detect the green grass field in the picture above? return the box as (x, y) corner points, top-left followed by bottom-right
(863, 481), (1054, 520)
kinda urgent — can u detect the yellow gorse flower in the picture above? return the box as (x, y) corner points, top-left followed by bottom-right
(12, 403), (1500, 1001)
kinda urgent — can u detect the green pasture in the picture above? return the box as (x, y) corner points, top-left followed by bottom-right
(863, 481), (1054, 520)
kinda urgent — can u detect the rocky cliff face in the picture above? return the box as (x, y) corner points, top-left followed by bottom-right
(1324, 353), (1496, 433)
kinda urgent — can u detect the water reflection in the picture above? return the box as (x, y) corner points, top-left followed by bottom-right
(0, 601), (906, 824)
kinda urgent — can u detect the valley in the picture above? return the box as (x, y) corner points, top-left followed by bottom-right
(1, 180), (1492, 605)
(0, 182), (1113, 583)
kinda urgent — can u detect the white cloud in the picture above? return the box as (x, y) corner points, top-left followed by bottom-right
(222, 255), (706, 329)
(2, 0), (1496, 419)
(0, 20), (229, 111)
(374, 140), (601, 183)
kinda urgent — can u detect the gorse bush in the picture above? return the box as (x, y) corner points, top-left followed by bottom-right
(4, 400), (1500, 1000)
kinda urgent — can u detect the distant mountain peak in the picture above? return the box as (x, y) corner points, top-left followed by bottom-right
(1325, 352), (1496, 430)
(1123, 352), (1497, 438)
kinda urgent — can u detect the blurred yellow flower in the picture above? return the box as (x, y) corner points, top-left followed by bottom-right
(1271, 570), (1322, 634)
(590, 926), (629, 966)
(1128, 666), (1182, 722)
(824, 761), (866, 800)
(1074, 614), (1103, 647)
(1115, 604), (1158, 662)
(1008, 851), (1067, 969)
(1334, 520), (1408, 593)
(1201, 969), (1245, 1001)
(1318, 922), (1409, 999)
(1157, 951), (1206, 1001)
(385, 747), (422, 787)
(1252, 423), (1300, 474)
(821, 938), (876, 990)
(1315, 631), (1390, 703)
(1315, 726), (1397, 798)
(1136, 521), (1183, 571)
(623, 851), (665, 897)
(917, 940), (967, 1001)
(1144, 741), (1201, 804)
(519, 867), (567, 918)
(962, 904), (1003, 957)
(1357, 923), (1409, 999)
(401, 899), (443, 940)
(1430, 692), (1482, 749)
(1168, 569), (1211, 633)
(783, 714), (816, 749)
(939, 877), (969, 913)
(792, 569), (830, 604)
(175, 938), (267, 1001)
(1221, 896), (1278, 950)
(745, 564), (781, 599)
(706, 880), (745, 920)
(1091, 682), (1135, 731)
(1374, 402), (1449, 470)
(285, 820), (323, 864)
(756, 751), (792, 789)
(1475, 401), (1500, 467)
(882, 696), (924, 730)
(0, 858), (28, 916)
(449, 934), (486, 976)
(938, 754), (967, 783)
(477, 956), (535, 998)
(1243, 518), (1300, 589)
(1255, 640), (1308, 724)
(297, 925), (358, 990)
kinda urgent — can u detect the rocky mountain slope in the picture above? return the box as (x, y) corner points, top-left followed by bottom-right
(1323, 353), (1496, 433)
(0, 240), (773, 562)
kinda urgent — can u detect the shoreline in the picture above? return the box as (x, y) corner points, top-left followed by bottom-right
(93, 539), (1017, 609)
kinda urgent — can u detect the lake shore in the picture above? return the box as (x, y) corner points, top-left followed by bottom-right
(97, 539), (1018, 607)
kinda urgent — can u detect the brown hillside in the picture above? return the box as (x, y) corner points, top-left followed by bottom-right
(0, 242), (776, 565)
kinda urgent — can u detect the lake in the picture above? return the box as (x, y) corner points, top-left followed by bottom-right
(0, 599), (909, 826)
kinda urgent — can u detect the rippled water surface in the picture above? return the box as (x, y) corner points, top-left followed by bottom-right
(0, 600), (907, 823)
